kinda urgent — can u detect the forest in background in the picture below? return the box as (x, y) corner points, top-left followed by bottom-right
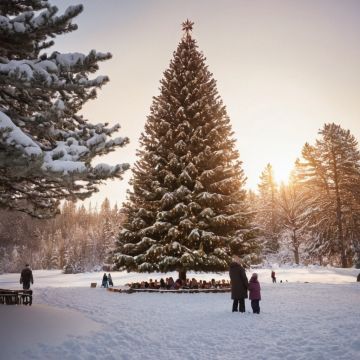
(0, 199), (124, 273)
(1, 3), (359, 274)
(2, 123), (360, 273)
(252, 124), (360, 269)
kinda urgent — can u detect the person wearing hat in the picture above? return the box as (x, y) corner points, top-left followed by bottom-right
(20, 264), (34, 290)
(229, 255), (249, 312)
(248, 273), (261, 314)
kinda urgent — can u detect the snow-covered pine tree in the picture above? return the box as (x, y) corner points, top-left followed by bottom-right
(114, 20), (257, 280)
(296, 123), (360, 267)
(291, 160), (337, 265)
(0, 247), (12, 274)
(255, 163), (280, 255)
(0, 0), (129, 218)
(97, 199), (118, 265)
(277, 178), (309, 264)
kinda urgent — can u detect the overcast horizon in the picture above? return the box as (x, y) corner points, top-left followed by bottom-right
(51, 0), (360, 207)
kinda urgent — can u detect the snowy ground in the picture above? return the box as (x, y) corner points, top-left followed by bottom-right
(0, 267), (359, 360)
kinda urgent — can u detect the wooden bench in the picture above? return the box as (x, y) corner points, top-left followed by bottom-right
(0, 289), (33, 305)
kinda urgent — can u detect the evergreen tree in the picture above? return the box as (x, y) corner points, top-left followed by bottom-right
(114, 20), (257, 279)
(255, 163), (280, 254)
(296, 123), (360, 267)
(292, 160), (337, 265)
(0, 247), (12, 274)
(101, 216), (116, 263)
(0, 0), (129, 218)
(277, 178), (309, 264)
(100, 198), (111, 217)
(54, 229), (65, 268)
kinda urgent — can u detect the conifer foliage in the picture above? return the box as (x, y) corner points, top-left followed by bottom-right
(0, 0), (129, 218)
(255, 163), (280, 254)
(296, 123), (360, 267)
(277, 180), (308, 265)
(114, 20), (257, 278)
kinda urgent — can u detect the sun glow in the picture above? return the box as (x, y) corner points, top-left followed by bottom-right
(272, 161), (294, 186)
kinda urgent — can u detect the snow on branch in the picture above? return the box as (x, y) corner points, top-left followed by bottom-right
(0, 50), (111, 89)
(0, 110), (42, 157)
(1, 110), (129, 179)
(0, 3), (82, 35)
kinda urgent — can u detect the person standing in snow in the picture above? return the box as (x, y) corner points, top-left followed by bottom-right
(20, 264), (34, 290)
(108, 273), (113, 287)
(229, 256), (249, 312)
(248, 273), (261, 314)
(101, 273), (108, 288)
(271, 270), (276, 283)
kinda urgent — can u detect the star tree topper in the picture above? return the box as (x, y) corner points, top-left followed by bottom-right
(182, 19), (194, 35)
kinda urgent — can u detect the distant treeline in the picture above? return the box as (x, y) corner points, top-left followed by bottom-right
(0, 199), (124, 273)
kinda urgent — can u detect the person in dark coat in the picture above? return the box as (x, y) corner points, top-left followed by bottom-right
(20, 264), (34, 290)
(108, 273), (113, 287)
(101, 273), (108, 288)
(271, 270), (276, 283)
(160, 278), (166, 289)
(229, 256), (248, 312)
(357, 273), (360, 282)
(248, 273), (261, 314)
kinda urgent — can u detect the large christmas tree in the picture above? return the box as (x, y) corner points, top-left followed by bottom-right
(114, 20), (257, 279)
(0, 0), (129, 218)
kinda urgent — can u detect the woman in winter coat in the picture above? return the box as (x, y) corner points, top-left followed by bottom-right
(229, 256), (249, 312)
(248, 273), (261, 314)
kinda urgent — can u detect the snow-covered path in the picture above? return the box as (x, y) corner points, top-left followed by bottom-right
(0, 268), (359, 360)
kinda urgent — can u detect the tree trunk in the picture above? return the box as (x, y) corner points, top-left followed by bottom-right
(292, 230), (299, 265)
(294, 247), (299, 265)
(178, 269), (187, 281)
(332, 155), (347, 268)
(319, 255), (323, 266)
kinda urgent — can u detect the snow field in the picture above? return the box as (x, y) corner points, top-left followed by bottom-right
(0, 268), (359, 360)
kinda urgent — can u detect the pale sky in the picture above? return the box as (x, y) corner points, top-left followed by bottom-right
(52, 0), (360, 207)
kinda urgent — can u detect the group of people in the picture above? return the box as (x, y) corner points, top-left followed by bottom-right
(16, 261), (360, 316)
(101, 273), (113, 288)
(229, 256), (261, 314)
(128, 277), (230, 290)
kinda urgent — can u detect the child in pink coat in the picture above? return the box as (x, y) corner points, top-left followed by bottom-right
(248, 273), (261, 314)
